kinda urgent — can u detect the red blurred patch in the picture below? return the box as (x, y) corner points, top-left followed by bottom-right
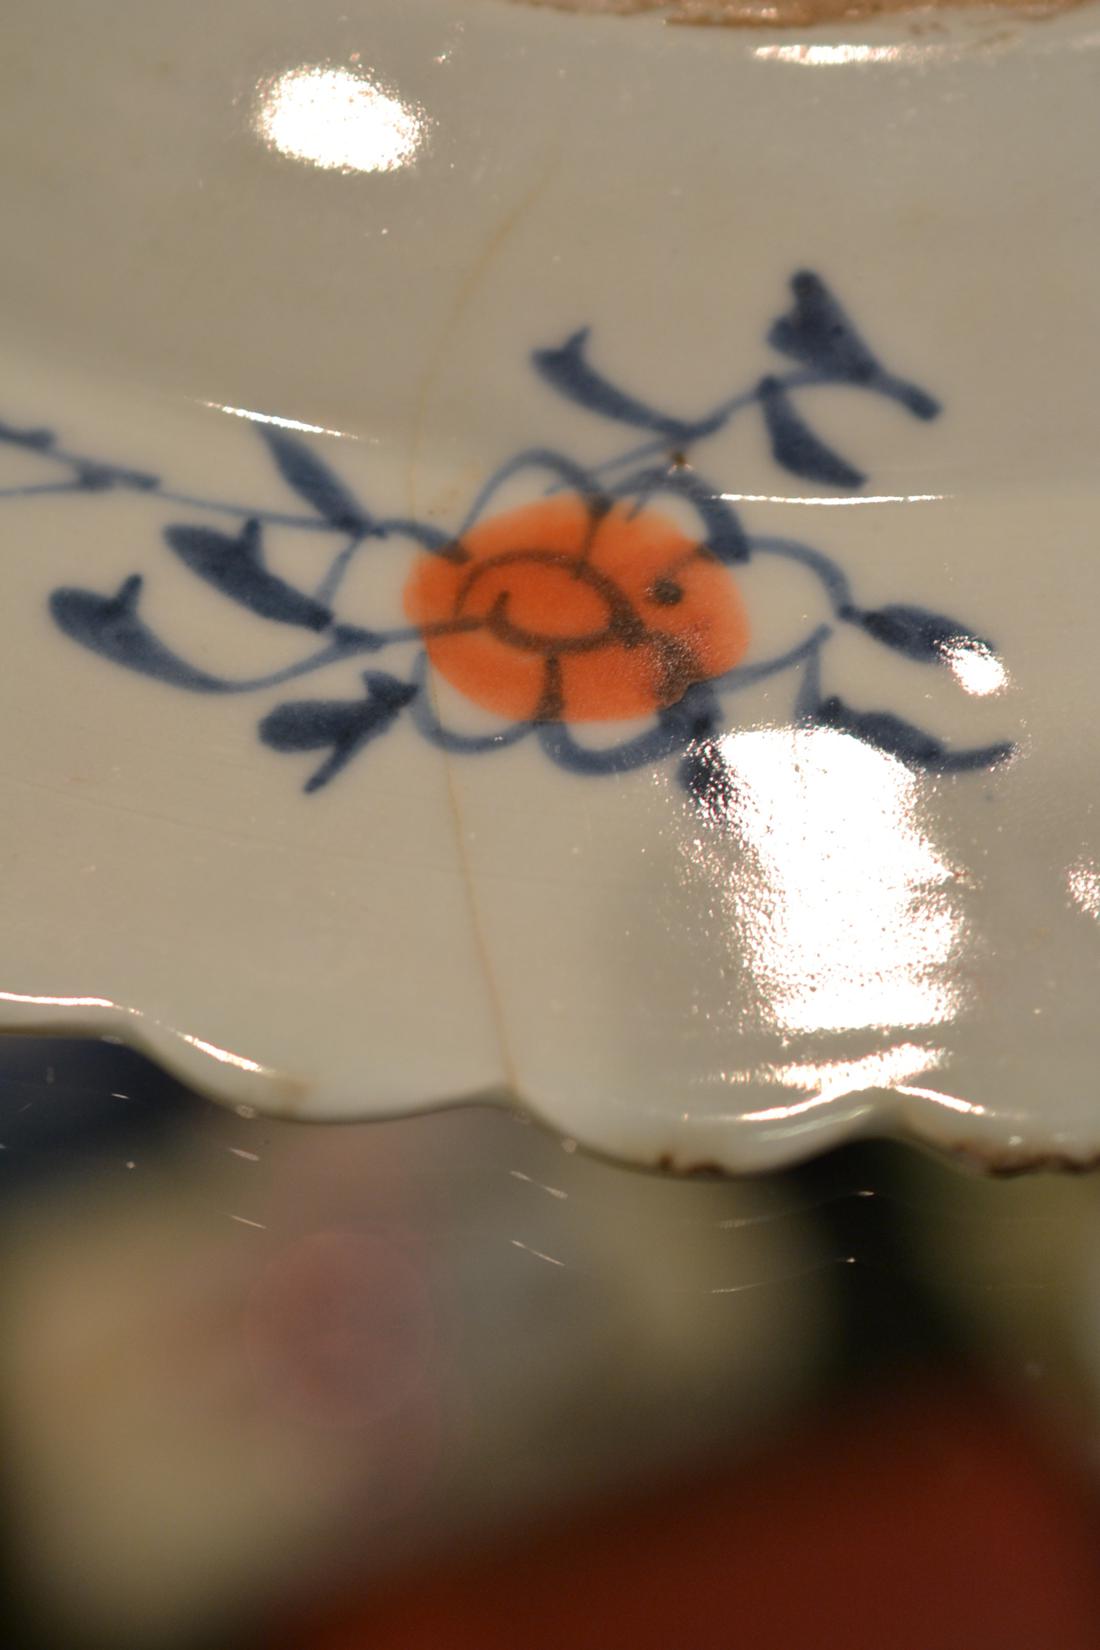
(244, 1231), (436, 1433)
(284, 1378), (1100, 1650)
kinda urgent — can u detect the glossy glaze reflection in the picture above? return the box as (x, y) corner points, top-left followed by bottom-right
(0, 0), (1098, 1170)
(36, 273), (1010, 792)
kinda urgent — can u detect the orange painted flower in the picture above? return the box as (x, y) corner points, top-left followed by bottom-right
(403, 494), (750, 724)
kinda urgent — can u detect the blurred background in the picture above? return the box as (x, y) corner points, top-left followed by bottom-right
(3, 1040), (1100, 1650)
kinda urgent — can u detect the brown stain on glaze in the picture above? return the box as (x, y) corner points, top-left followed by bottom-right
(947, 1144), (1100, 1178)
(652, 1139), (1100, 1180)
(503, 0), (1087, 24)
(23, 1022), (1095, 1179)
(505, 1095), (1100, 1183)
(654, 1152), (731, 1178)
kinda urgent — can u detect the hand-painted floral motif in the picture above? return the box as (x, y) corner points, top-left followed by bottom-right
(8, 271), (1011, 793)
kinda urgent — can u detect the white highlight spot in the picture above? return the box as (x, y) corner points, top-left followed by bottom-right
(255, 65), (427, 175)
(940, 636), (1009, 698)
(1068, 858), (1100, 921)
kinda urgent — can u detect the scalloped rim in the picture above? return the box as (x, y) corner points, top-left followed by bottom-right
(1, 994), (1089, 1176)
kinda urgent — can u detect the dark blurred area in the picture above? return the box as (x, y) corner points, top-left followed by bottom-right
(2, 1041), (1100, 1650)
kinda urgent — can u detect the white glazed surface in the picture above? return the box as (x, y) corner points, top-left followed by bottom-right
(0, 0), (1098, 1170)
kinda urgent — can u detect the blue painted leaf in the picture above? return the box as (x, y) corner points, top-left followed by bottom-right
(880, 375), (940, 421)
(73, 461), (159, 492)
(850, 604), (993, 664)
(259, 428), (368, 532)
(815, 694), (1014, 773)
(768, 271), (939, 420)
(49, 575), (232, 691)
(164, 518), (332, 630)
(0, 419), (55, 451)
(758, 378), (865, 489)
(330, 622), (388, 651)
(769, 272), (880, 384)
(532, 330), (697, 442)
(679, 738), (736, 824)
(259, 670), (418, 791)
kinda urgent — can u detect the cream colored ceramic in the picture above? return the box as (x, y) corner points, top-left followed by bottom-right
(0, 0), (1098, 1170)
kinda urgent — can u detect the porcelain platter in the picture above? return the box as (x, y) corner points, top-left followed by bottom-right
(0, 0), (1098, 1171)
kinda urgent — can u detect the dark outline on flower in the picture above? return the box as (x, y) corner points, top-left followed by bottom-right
(5, 270), (1012, 795)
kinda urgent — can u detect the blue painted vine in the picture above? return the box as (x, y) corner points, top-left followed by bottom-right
(2, 271), (1013, 798)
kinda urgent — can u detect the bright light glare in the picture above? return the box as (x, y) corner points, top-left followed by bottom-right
(1068, 858), (1100, 921)
(738, 1042), (947, 1120)
(940, 636), (1008, 697)
(754, 43), (941, 66)
(203, 401), (350, 440)
(706, 728), (964, 1035)
(719, 492), (944, 507)
(256, 66), (426, 174)
(0, 991), (267, 1076)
